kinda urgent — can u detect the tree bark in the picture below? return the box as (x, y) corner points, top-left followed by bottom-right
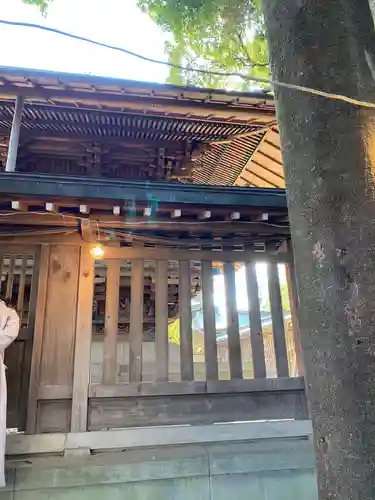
(261, 1), (375, 499)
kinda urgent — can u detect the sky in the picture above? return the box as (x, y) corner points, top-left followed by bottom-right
(0, 0), (170, 82)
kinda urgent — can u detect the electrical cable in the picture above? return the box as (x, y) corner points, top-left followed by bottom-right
(0, 19), (374, 109)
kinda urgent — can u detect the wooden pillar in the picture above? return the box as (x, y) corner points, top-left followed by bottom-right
(71, 246), (94, 432)
(262, 0), (375, 498)
(6, 96), (24, 172)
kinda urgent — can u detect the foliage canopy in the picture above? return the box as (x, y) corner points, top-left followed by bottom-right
(23, 0), (269, 88)
(137, 0), (269, 88)
(23, 0), (50, 14)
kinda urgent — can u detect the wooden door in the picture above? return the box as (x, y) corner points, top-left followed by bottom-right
(0, 246), (39, 431)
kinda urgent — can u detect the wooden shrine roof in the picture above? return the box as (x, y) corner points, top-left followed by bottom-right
(0, 66), (285, 187)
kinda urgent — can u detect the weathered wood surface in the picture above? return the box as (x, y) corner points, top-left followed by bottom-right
(102, 247), (290, 263)
(18, 248), (40, 431)
(285, 258), (304, 376)
(29, 245), (80, 433)
(5, 341), (25, 428)
(37, 400), (71, 434)
(89, 389), (308, 429)
(26, 245), (51, 433)
(6, 256), (15, 300)
(89, 377), (304, 398)
(71, 247), (95, 432)
(39, 246), (80, 387)
(268, 263), (289, 377)
(224, 262), (243, 379)
(179, 261), (194, 381)
(103, 260), (120, 384)
(201, 261), (218, 380)
(6, 420), (313, 456)
(245, 261), (267, 378)
(155, 260), (169, 382)
(89, 381), (207, 398)
(38, 384), (72, 400)
(17, 255), (27, 315)
(129, 259), (144, 382)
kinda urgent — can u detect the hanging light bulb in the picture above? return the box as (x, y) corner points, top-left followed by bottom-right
(91, 244), (104, 259)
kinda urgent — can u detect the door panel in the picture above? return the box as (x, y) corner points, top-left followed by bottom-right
(1, 247), (39, 430)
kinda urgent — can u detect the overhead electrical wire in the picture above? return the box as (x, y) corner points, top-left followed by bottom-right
(0, 210), (290, 229)
(0, 19), (374, 110)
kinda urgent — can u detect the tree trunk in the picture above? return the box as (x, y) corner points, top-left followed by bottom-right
(261, 1), (375, 499)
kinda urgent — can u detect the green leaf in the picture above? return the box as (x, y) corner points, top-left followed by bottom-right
(138, 0), (270, 88)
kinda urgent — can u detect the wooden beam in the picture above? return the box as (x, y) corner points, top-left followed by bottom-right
(229, 211), (241, 220)
(155, 260), (169, 382)
(80, 219), (93, 243)
(143, 206), (152, 217)
(201, 261), (218, 381)
(0, 172), (288, 209)
(102, 247), (290, 263)
(26, 244), (50, 434)
(171, 209), (181, 219)
(0, 83), (273, 121)
(198, 210), (211, 220)
(179, 261), (194, 381)
(45, 202), (59, 213)
(5, 95), (24, 172)
(88, 376), (305, 398)
(0, 212), (289, 235)
(102, 260), (120, 384)
(245, 261), (266, 378)
(79, 205), (90, 215)
(11, 200), (28, 212)
(71, 246), (94, 432)
(224, 262), (243, 380)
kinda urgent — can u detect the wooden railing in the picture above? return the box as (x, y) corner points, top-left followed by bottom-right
(17, 243), (306, 435)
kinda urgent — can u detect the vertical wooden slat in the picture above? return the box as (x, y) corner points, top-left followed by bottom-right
(18, 249), (40, 431)
(224, 262), (242, 380)
(201, 261), (218, 381)
(17, 255), (27, 320)
(155, 260), (169, 382)
(71, 246), (95, 432)
(245, 261), (267, 378)
(6, 256), (15, 300)
(268, 262), (289, 377)
(102, 260), (120, 384)
(26, 250), (41, 342)
(179, 261), (194, 381)
(0, 253), (4, 290)
(286, 259), (304, 376)
(26, 244), (50, 434)
(129, 259), (144, 382)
